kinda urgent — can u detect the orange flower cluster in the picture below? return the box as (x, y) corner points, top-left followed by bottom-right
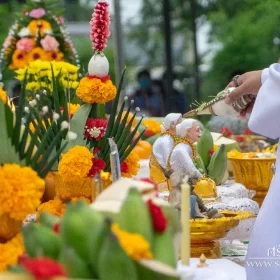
(76, 77), (117, 104)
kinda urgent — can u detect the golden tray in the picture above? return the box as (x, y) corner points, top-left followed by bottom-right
(190, 210), (255, 259)
(228, 154), (276, 206)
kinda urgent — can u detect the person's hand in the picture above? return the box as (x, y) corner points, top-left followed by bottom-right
(225, 71), (262, 116)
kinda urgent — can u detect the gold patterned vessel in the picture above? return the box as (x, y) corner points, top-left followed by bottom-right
(190, 211), (254, 258)
(53, 173), (95, 202)
(228, 154), (276, 206)
(0, 214), (22, 242)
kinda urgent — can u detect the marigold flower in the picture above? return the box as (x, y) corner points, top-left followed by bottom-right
(58, 146), (94, 181)
(111, 224), (153, 261)
(0, 86), (7, 104)
(36, 199), (65, 219)
(142, 119), (161, 135)
(121, 150), (140, 177)
(0, 164), (44, 220)
(76, 76), (117, 104)
(0, 234), (24, 272)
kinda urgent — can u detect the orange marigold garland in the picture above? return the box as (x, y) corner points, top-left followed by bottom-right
(121, 150), (140, 178)
(36, 199), (65, 219)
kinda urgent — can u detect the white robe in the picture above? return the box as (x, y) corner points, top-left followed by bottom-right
(246, 63), (280, 280)
(152, 134), (175, 169)
(169, 143), (202, 178)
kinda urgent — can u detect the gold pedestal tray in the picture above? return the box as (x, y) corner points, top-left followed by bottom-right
(190, 211), (254, 259)
(228, 155), (276, 206)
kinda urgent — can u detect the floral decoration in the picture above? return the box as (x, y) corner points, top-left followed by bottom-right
(20, 257), (67, 279)
(147, 199), (167, 233)
(0, 233), (24, 272)
(111, 224), (153, 261)
(90, 0), (110, 52)
(142, 119), (161, 135)
(244, 128), (253, 135)
(88, 158), (106, 177)
(0, 164), (45, 221)
(76, 76), (116, 104)
(0, 0), (79, 70)
(121, 150), (140, 178)
(0, 86), (7, 104)
(58, 146), (94, 181)
(221, 127), (233, 137)
(84, 117), (108, 141)
(36, 199), (65, 219)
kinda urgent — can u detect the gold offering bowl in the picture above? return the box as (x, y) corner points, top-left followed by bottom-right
(228, 155), (276, 206)
(190, 211), (254, 259)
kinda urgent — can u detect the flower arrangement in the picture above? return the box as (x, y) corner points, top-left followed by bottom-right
(228, 147), (277, 159)
(0, 73), (71, 271)
(0, 0), (79, 71)
(142, 119), (162, 137)
(11, 179), (181, 279)
(15, 60), (80, 105)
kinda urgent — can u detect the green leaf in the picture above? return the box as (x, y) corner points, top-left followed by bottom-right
(61, 103), (92, 152)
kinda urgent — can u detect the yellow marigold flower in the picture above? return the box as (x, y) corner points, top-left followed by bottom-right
(142, 119), (161, 135)
(0, 86), (7, 104)
(58, 146), (94, 181)
(28, 19), (52, 37)
(123, 150), (140, 176)
(10, 49), (28, 69)
(111, 224), (153, 261)
(0, 233), (24, 272)
(121, 112), (137, 126)
(0, 164), (45, 220)
(27, 47), (47, 63)
(68, 103), (80, 115)
(76, 77), (117, 104)
(37, 199), (65, 219)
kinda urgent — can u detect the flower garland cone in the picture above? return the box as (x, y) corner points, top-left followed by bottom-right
(0, 0), (79, 71)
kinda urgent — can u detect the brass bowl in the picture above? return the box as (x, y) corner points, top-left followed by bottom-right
(228, 155), (276, 206)
(190, 210), (254, 259)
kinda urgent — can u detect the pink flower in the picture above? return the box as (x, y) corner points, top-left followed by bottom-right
(16, 38), (34, 52)
(90, 1), (111, 52)
(40, 35), (60, 51)
(29, 8), (46, 19)
(58, 17), (64, 24)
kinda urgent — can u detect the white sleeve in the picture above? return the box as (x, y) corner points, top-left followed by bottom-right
(152, 135), (174, 169)
(170, 143), (202, 178)
(249, 63), (280, 139)
(261, 68), (269, 85)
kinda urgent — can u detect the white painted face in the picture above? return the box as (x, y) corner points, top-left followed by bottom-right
(186, 121), (201, 143)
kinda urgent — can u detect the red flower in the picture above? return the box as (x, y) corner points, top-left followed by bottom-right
(88, 158), (106, 177)
(236, 135), (245, 142)
(53, 223), (60, 234)
(120, 162), (129, 173)
(60, 107), (74, 118)
(94, 146), (102, 155)
(90, 1), (111, 52)
(221, 127), (233, 137)
(87, 74), (111, 82)
(147, 199), (167, 233)
(21, 257), (66, 279)
(144, 129), (154, 137)
(208, 149), (214, 156)
(244, 128), (252, 135)
(84, 117), (108, 141)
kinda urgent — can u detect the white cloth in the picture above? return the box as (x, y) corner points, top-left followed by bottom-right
(169, 143), (202, 178)
(246, 63), (280, 280)
(152, 134), (175, 169)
